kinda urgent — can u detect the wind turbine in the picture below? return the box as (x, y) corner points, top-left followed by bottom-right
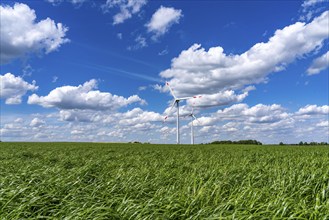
(165, 82), (192, 144)
(187, 98), (202, 145)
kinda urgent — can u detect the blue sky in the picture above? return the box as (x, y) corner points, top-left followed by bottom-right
(1, 0), (328, 144)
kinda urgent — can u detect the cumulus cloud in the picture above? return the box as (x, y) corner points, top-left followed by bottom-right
(27, 79), (146, 110)
(59, 110), (97, 122)
(146, 6), (182, 39)
(0, 3), (69, 64)
(30, 118), (45, 127)
(0, 73), (38, 104)
(307, 51), (329, 75)
(116, 107), (163, 125)
(296, 105), (329, 115)
(241, 104), (289, 123)
(186, 90), (249, 108)
(316, 120), (328, 127)
(196, 104), (289, 126)
(160, 11), (329, 98)
(103, 0), (147, 25)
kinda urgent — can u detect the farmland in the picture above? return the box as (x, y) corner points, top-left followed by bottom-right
(0, 142), (328, 219)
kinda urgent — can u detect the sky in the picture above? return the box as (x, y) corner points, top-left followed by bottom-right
(0, 0), (328, 144)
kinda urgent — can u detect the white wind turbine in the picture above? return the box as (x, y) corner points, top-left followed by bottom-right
(187, 97), (201, 145)
(165, 82), (193, 144)
(188, 109), (197, 145)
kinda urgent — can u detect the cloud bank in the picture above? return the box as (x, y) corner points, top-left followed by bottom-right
(1, 103), (327, 144)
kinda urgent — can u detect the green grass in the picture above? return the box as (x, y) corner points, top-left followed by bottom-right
(0, 142), (328, 219)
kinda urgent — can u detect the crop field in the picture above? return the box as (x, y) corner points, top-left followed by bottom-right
(0, 142), (328, 219)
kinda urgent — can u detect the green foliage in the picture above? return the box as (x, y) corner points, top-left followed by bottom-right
(0, 142), (329, 219)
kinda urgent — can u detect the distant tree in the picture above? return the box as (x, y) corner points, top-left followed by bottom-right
(279, 142), (284, 145)
(299, 141), (304, 145)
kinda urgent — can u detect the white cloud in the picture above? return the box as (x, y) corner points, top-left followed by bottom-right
(0, 3), (69, 64)
(138, 86), (147, 91)
(146, 6), (182, 39)
(158, 48), (169, 56)
(302, 0), (328, 9)
(316, 120), (328, 127)
(70, 0), (87, 4)
(296, 105), (329, 115)
(14, 118), (24, 123)
(196, 104), (289, 126)
(117, 107), (163, 125)
(59, 110), (96, 122)
(0, 73), (38, 104)
(160, 11), (329, 98)
(186, 90), (249, 108)
(71, 129), (84, 135)
(117, 33), (123, 40)
(45, 0), (62, 6)
(242, 104), (289, 123)
(127, 35), (147, 50)
(307, 51), (329, 75)
(46, 0), (87, 5)
(52, 76), (59, 83)
(299, 0), (328, 22)
(103, 0), (147, 25)
(27, 79), (146, 110)
(30, 118), (45, 127)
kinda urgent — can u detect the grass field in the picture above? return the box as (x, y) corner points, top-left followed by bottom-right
(0, 142), (328, 219)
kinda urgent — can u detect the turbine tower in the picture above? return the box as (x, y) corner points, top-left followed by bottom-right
(166, 82), (192, 144)
(188, 108), (199, 145)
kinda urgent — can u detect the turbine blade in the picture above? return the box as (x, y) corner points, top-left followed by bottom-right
(177, 96), (193, 100)
(168, 100), (177, 114)
(166, 82), (177, 99)
(192, 114), (201, 124)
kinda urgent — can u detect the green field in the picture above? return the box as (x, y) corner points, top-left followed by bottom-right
(0, 142), (328, 219)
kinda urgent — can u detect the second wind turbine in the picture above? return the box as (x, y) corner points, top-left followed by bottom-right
(165, 82), (192, 144)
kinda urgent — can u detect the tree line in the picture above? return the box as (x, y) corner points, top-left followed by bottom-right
(207, 139), (263, 145)
(280, 141), (328, 145)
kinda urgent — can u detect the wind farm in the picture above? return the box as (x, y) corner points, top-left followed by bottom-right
(1, 0), (329, 219)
